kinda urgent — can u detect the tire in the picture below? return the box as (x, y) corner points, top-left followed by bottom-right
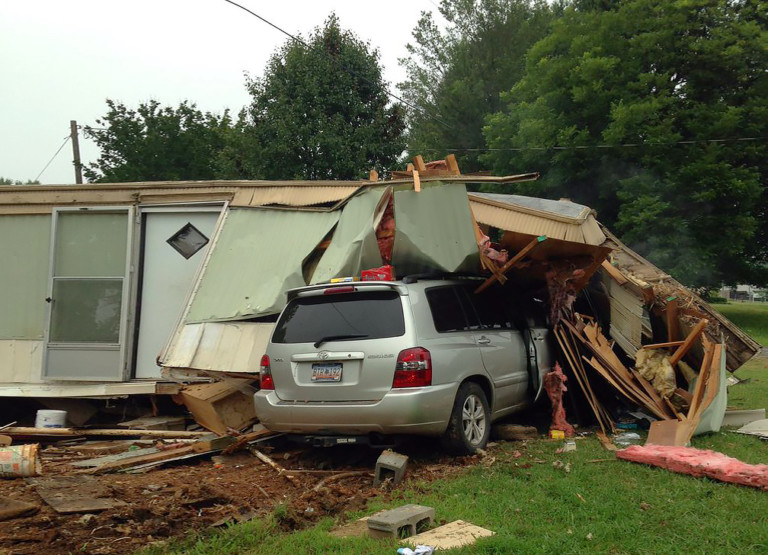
(441, 382), (491, 455)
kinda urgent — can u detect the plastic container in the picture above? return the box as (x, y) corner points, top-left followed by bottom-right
(0, 444), (42, 478)
(35, 409), (67, 428)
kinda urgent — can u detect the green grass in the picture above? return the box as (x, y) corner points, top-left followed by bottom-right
(715, 301), (768, 346)
(148, 357), (768, 555)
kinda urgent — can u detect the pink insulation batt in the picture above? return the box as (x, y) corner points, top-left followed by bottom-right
(616, 444), (768, 491)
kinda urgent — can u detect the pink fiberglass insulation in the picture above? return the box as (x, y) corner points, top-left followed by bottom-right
(616, 444), (768, 491)
(543, 363), (575, 437)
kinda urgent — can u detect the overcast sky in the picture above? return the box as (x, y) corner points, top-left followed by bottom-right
(0, 0), (442, 185)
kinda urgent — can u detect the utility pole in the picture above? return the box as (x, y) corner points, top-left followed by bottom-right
(70, 120), (83, 184)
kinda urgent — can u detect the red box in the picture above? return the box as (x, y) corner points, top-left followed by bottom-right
(361, 265), (395, 281)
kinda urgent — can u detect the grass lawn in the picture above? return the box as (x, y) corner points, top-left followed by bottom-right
(147, 301), (768, 554)
(715, 301), (768, 346)
(149, 356), (768, 555)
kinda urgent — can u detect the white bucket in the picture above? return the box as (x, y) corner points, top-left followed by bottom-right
(35, 409), (67, 428)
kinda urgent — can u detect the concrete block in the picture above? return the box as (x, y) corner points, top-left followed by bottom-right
(367, 504), (434, 539)
(373, 449), (409, 486)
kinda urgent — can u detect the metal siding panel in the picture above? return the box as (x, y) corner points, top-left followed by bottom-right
(0, 215), (51, 339)
(185, 209), (340, 322)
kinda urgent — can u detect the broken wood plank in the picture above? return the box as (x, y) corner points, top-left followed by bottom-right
(666, 299), (680, 342)
(642, 340), (685, 350)
(29, 476), (125, 513)
(2, 427), (209, 439)
(221, 428), (277, 455)
(249, 447), (301, 486)
(412, 155), (427, 173)
(601, 260), (628, 285)
(475, 235), (547, 294)
(70, 446), (160, 468)
(0, 499), (39, 522)
(669, 319), (709, 367)
(445, 153), (461, 175)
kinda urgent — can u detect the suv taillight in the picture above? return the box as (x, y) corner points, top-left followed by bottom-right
(393, 347), (432, 388)
(260, 354), (275, 390)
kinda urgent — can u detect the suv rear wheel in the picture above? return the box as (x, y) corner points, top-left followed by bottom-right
(441, 382), (490, 455)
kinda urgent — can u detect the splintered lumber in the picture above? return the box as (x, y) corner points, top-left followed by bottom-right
(221, 428), (278, 455)
(1, 427), (209, 439)
(249, 447), (301, 486)
(475, 235), (547, 294)
(616, 445), (768, 491)
(554, 325), (612, 433)
(601, 260), (628, 285)
(668, 318), (708, 367)
(642, 341), (685, 350)
(666, 299), (680, 342)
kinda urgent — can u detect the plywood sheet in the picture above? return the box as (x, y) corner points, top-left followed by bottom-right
(29, 476), (126, 513)
(403, 520), (495, 550)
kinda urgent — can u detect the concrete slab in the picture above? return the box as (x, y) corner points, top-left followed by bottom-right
(402, 520), (495, 549)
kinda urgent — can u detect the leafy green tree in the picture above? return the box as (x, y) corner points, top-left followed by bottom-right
(483, 0), (768, 287)
(235, 15), (406, 180)
(0, 177), (40, 185)
(84, 100), (233, 182)
(399, 0), (559, 172)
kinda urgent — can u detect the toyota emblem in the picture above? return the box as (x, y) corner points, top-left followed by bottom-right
(318, 350), (329, 360)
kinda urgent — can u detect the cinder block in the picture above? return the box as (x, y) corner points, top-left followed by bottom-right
(373, 449), (409, 486)
(367, 504), (435, 539)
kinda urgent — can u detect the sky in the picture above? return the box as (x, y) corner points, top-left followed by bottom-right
(0, 0), (442, 185)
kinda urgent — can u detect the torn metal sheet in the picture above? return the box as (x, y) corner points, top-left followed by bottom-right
(392, 182), (479, 275)
(161, 322), (273, 373)
(185, 208), (340, 322)
(310, 187), (389, 283)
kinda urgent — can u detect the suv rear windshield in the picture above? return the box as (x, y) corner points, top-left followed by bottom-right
(272, 291), (405, 344)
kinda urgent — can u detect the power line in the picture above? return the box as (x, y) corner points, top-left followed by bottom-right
(414, 136), (767, 153)
(35, 135), (71, 182)
(221, 0), (451, 129)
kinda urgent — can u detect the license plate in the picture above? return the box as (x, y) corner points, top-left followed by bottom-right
(311, 363), (342, 382)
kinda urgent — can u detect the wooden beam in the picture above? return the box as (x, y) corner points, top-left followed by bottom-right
(669, 319), (708, 367)
(1, 427), (209, 439)
(641, 340), (685, 350)
(369, 170), (379, 181)
(412, 155), (427, 172)
(413, 170), (421, 192)
(474, 235), (547, 294)
(445, 154), (460, 175)
(601, 260), (628, 285)
(666, 299), (680, 342)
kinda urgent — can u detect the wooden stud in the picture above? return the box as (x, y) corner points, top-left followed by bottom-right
(445, 154), (460, 175)
(641, 340), (685, 350)
(669, 318), (708, 367)
(413, 170), (421, 192)
(666, 299), (680, 342)
(601, 260), (627, 285)
(412, 155), (427, 173)
(474, 235), (547, 294)
(369, 170), (379, 181)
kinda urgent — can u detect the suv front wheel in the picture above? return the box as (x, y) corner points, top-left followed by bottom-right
(441, 382), (490, 455)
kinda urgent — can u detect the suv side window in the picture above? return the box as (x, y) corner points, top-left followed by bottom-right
(426, 286), (478, 332)
(461, 285), (521, 330)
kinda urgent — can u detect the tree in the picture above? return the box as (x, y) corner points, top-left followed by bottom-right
(0, 177), (40, 185)
(399, 0), (559, 172)
(235, 15), (406, 180)
(84, 100), (233, 182)
(483, 0), (768, 287)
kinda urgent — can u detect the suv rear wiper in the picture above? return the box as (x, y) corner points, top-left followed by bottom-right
(313, 334), (369, 348)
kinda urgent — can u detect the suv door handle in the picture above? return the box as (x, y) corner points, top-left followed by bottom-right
(477, 336), (491, 345)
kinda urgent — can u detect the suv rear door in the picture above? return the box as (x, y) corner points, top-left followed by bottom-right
(268, 287), (409, 402)
(459, 285), (529, 411)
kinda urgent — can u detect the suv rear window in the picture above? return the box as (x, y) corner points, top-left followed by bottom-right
(272, 291), (405, 344)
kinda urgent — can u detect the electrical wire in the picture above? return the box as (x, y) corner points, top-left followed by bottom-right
(221, 0), (452, 128)
(414, 136), (767, 153)
(34, 135), (71, 182)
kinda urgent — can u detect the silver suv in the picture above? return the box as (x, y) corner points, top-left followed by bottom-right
(254, 278), (554, 454)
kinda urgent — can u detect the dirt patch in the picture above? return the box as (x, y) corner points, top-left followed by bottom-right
(0, 438), (483, 554)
